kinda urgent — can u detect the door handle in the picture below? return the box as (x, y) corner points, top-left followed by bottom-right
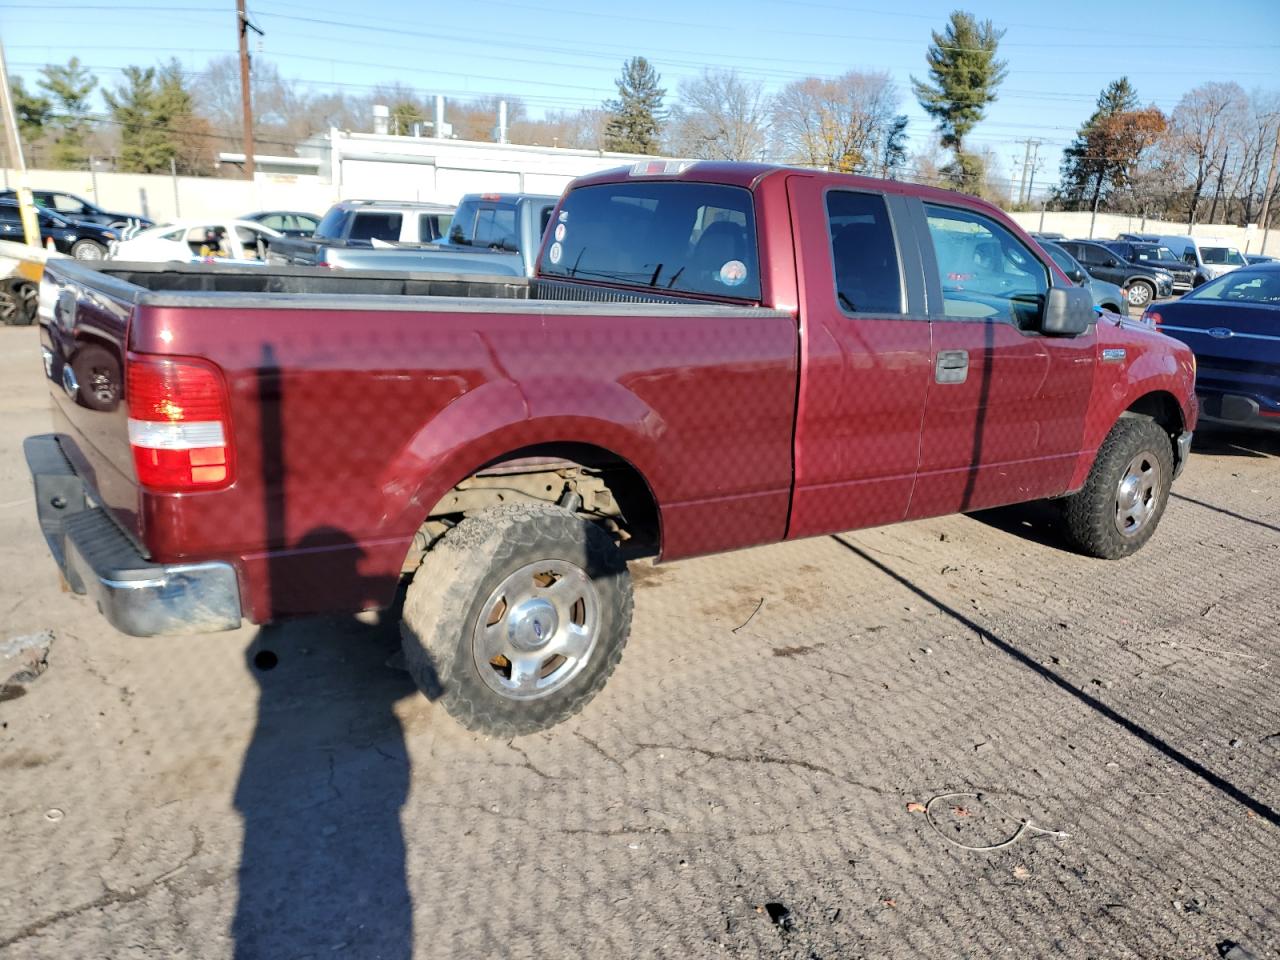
(935, 349), (969, 384)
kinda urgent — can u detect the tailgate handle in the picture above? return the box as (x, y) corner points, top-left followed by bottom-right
(935, 349), (969, 384)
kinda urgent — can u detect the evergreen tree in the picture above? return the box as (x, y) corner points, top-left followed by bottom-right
(37, 57), (97, 169)
(1058, 78), (1165, 213)
(603, 57), (666, 154)
(105, 60), (205, 173)
(911, 11), (1007, 189)
(879, 115), (910, 178)
(10, 78), (51, 150)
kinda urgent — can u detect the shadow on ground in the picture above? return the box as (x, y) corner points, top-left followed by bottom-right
(231, 612), (420, 960)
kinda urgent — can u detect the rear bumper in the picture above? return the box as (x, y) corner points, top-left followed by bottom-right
(1196, 392), (1280, 434)
(23, 434), (243, 637)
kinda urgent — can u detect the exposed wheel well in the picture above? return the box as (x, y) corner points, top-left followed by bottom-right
(1122, 391), (1184, 445)
(403, 442), (661, 572)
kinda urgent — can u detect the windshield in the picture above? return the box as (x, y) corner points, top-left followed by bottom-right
(539, 180), (761, 300)
(1043, 243), (1083, 280)
(1132, 244), (1178, 263)
(313, 206), (349, 240)
(1201, 246), (1246, 266)
(1187, 269), (1280, 304)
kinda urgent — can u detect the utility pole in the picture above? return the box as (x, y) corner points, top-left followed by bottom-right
(1258, 118), (1280, 255)
(236, 0), (263, 181)
(0, 40), (40, 247)
(1016, 138), (1042, 207)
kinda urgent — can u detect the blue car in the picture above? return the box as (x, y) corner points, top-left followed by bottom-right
(1145, 263), (1280, 432)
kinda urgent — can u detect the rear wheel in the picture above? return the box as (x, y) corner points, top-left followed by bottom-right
(1062, 417), (1173, 559)
(1, 281), (36, 325)
(71, 239), (106, 260)
(1126, 280), (1154, 308)
(400, 503), (633, 736)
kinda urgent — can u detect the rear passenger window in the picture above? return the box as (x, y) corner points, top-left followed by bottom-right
(825, 191), (903, 315)
(348, 212), (402, 244)
(925, 204), (1048, 327)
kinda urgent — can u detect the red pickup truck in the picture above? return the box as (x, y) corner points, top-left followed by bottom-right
(28, 162), (1196, 735)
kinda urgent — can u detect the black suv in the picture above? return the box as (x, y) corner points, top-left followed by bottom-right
(1103, 240), (1195, 293)
(0, 199), (120, 259)
(0, 189), (151, 230)
(1055, 239), (1174, 309)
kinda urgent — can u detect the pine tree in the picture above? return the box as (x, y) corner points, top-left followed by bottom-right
(105, 61), (206, 173)
(603, 57), (666, 154)
(10, 78), (51, 151)
(911, 11), (1007, 189)
(1058, 79), (1165, 213)
(37, 57), (97, 169)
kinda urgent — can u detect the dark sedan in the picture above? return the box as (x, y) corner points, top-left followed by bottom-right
(0, 199), (119, 259)
(0, 189), (151, 230)
(239, 210), (321, 238)
(1145, 263), (1280, 432)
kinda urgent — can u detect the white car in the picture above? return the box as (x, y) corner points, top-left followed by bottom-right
(110, 219), (282, 263)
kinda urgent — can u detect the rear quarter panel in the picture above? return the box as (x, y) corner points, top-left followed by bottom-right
(129, 301), (798, 621)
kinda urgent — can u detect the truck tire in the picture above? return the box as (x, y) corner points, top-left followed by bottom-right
(1126, 280), (1154, 308)
(1062, 417), (1173, 560)
(400, 503), (633, 736)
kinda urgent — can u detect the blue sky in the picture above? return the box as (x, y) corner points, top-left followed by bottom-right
(4, 0), (1278, 194)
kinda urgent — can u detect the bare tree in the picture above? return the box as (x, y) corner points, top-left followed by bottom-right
(1166, 82), (1248, 226)
(665, 69), (771, 161)
(772, 71), (903, 173)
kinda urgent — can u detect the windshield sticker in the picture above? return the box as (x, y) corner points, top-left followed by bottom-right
(548, 241), (563, 265)
(558, 210), (569, 222)
(719, 259), (748, 287)
(554, 223), (566, 242)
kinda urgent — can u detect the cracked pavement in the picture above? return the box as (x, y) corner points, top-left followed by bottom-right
(0, 326), (1277, 959)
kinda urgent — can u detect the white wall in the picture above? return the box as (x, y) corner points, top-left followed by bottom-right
(1, 166), (339, 223)
(1008, 209), (1280, 256)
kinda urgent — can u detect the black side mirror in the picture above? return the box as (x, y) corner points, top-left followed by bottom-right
(1042, 286), (1093, 336)
(1069, 268), (1086, 283)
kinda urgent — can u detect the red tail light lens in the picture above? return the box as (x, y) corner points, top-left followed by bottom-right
(126, 355), (234, 491)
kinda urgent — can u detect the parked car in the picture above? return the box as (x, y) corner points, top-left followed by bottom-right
(265, 199), (455, 266)
(1136, 235), (1245, 285)
(1145, 263), (1280, 432)
(1055, 239), (1174, 308)
(1102, 240), (1196, 293)
(1244, 253), (1275, 265)
(110, 219), (282, 262)
(0, 198), (119, 259)
(28, 161), (1197, 736)
(239, 210), (321, 238)
(1039, 240), (1128, 315)
(291, 194), (558, 277)
(0, 189), (152, 230)
(1031, 231), (1066, 242)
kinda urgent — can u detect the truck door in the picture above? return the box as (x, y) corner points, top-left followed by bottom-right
(907, 200), (1096, 519)
(785, 177), (932, 539)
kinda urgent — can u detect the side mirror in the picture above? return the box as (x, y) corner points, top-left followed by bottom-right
(1107, 258), (1121, 267)
(1069, 268), (1086, 284)
(1042, 286), (1094, 336)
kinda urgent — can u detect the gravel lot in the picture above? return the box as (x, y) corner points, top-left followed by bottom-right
(0, 324), (1276, 960)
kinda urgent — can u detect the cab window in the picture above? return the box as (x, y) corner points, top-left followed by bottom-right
(348, 212), (402, 244)
(825, 190), (903, 315)
(924, 203), (1049, 327)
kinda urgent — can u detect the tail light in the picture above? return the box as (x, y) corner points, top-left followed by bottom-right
(127, 355), (234, 491)
(1146, 310), (1162, 329)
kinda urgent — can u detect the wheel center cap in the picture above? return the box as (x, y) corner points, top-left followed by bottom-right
(1118, 476), (1141, 509)
(508, 598), (558, 652)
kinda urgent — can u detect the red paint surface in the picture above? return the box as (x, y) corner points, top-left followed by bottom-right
(41, 163), (1197, 625)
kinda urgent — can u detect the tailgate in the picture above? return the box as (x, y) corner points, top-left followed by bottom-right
(38, 262), (144, 545)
